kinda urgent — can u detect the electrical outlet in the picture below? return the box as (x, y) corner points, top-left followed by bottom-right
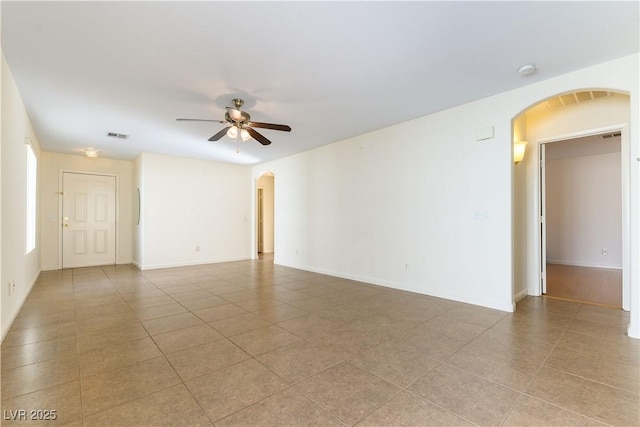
(195, 245), (200, 252)
(601, 248), (608, 256)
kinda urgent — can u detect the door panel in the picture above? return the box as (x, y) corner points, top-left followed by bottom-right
(62, 173), (116, 268)
(95, 194), (108, 221)
(73, 230), (87, 254)
(74, 193), (87, 222)
(94, 230), (108, 253)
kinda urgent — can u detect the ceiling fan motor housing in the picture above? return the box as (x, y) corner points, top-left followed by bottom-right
(225, 111), (251, 123)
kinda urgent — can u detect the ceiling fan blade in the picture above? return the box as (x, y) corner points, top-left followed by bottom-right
(177, 118), (227, 123)
(208, 127), (231, 141)
(225, 107), (243, 122)
(249, 122), (291, 132)
(246, 127), (272, 145)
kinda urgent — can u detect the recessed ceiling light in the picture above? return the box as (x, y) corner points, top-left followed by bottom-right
(518, 64), (536, 76)
(84, 148), (100, 158)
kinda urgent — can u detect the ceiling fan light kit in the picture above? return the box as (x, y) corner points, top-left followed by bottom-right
(177, 98), (291, 147)
(227, 125), (251, 142)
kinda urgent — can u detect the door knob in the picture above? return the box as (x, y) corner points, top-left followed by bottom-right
(63, 224), (69, 227)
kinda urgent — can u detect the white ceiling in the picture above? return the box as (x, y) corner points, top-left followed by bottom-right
(2, 1), (638, 165)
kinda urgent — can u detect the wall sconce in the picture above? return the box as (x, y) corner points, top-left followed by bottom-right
(514, 141), (528, 163)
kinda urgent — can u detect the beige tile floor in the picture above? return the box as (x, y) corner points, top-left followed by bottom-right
(1, 259), (638, 426)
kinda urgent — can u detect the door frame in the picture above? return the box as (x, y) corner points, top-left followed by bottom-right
(253, 171), (275, 259)
(58, 170), (119, 269)
(536, 123), (629, 310)
(257, 187), (264, 253)
(540, 142), (547, 295)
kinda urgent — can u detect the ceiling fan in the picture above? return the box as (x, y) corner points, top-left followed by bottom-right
(177, 98), (291, 146)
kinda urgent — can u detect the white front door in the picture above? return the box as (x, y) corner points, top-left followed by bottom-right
(62, 173), (116, 268)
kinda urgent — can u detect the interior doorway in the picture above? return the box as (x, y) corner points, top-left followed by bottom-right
(256, 172), (275, 257)
(512, 90), (633, 337)
(541, 133), (623, 307)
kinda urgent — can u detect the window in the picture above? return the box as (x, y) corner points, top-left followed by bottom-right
(25, 140), (37, 254)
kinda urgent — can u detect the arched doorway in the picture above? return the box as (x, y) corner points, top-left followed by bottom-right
(512, 90), (630, 309)
(256, 172), (275, 259)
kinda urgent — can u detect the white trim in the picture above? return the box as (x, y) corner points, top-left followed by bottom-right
(514, 288), (529, 303)
(278, 261), (515, 313)
(0, 272), (40, 342)
(540, 142), (547, 295)
(536, 124), (626, 145)
(628, 322), (639, 339)
(253, 171), (276, 260)
(24, 139), (38, 255)
(139, 256), (252, 271)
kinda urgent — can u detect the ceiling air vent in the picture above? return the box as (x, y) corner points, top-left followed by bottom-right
(601, 131), (621, 140)
(106, 132), (129, 139)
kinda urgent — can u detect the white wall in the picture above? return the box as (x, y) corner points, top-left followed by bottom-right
(1, 53), (42, 339)
(257, 174), (274, 253)
(512, 115), (528, 301)
(137, 152), (252, 269)
(39, 152), (134, 270)
(546, 150), (622, 269)
(255, 54), (639, 328)
(256, 99), (515, 312)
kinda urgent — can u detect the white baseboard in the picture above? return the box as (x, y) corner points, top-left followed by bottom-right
(276, 261), (514, 313)
(628, 322), (639, 340)
(139, 256), (252, 271)
(1, 270), (41, 343)
(514, 288), (529, 303)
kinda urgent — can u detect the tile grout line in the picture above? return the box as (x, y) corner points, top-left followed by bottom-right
(4, 264), (634, 426)
(500, 300), (581, 426)
(74, 268), (87, 427)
